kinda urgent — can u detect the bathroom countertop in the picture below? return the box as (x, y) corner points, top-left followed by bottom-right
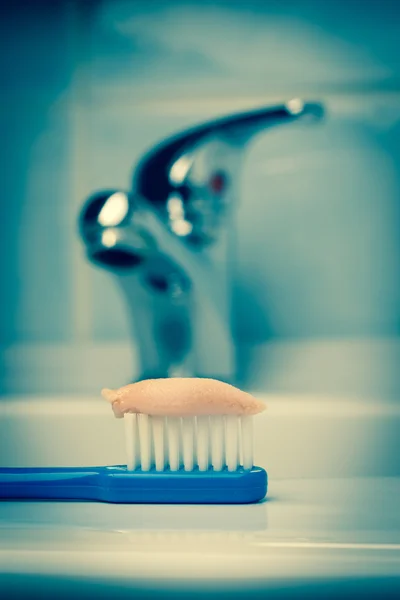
(1, 477), (400, 597)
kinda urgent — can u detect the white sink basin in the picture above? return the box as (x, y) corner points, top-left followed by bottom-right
(1, 479), (400, 593)
(1, 394), (400, 596)
(1, 394), (400, 477)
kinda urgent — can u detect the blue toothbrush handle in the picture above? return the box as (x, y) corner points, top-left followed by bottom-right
(0, 466), (103, 501)
(0, 465), (268, 504)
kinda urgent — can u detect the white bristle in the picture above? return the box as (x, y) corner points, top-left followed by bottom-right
(152, 416), (165, 471)
(124, 413), (139, 471)
(167, 417), (181, 471)
(225, 415), (239, 472)
(182, 417), (195, 471)
(196, 416), (209, 471)
(211, 416), (225, 471)
(138, 414), (152, 471)
(241, 415), (254, 470)
(123, 413), (255, 473)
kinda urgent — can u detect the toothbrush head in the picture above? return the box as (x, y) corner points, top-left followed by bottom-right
(102, 378), (266, 477)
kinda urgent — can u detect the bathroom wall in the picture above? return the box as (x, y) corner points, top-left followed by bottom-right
(1, 0), (400, 396)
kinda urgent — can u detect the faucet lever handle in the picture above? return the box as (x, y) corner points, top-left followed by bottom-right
(134, 100), (324, 246)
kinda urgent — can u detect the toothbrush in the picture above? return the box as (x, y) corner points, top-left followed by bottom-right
(0, 378), (268, 504)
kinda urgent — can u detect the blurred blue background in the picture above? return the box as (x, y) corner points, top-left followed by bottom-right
(1, 0), (400, 397)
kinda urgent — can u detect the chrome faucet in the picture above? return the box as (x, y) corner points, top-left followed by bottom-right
(79, 100), (323, 383)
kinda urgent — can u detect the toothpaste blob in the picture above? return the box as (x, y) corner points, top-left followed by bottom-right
(102, 378), (266, 418)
